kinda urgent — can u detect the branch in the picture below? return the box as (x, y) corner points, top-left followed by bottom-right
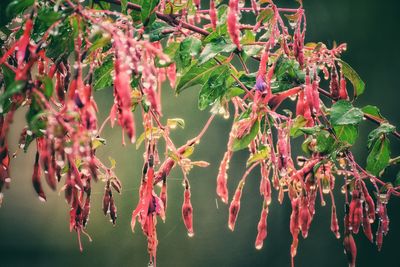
(318, 88), (400, 139)
(101, 0), (400, 140)
(103, 0), (210, 36)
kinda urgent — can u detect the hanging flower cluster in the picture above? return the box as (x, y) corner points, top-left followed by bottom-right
(0, 0), (400, 267)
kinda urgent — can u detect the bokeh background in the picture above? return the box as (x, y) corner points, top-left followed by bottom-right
(1, 0), (400, 266)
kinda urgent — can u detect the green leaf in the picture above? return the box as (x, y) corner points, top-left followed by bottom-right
(33, 7), (63, 40)
(144, 21), (174, 42)
(93, 56), (114, 90)
(367, 123), (395, 148)
(233, 120), (260, 152)
(26, 104), (45, 136)
(46, 20), (74, 60)
(338, 59), (365, 97)
(272, 56), (305, 93)
(256, 8), (274, 24)
(198, 37), (236, 65)
(299, 126), (322, 135)
(247, 146), (270, 166)
(198, 65), (230, 110)
(176, 58), (225, 93)
(88, 32), (111, 53)
(6, 0), (34, 19)
(241, 45), (263, 61)
(290, 115), (308, 138)
(1, 65), (15, 87)
(121, 0), (128, 14)
(155, 42), (179, 67)
(366, 137), (390, 176)
(0, 80), (25, 105)
(330, 100), (364, 125)
(141, 0), (159, 26)
(167, 118), (185, 129)
(40, 76), (54, 99)
(362, 105), (387, 122)
(334, 125), (358, 146)
(175, 37), (202, 71)
(315, 130), (336, 154)
(241, 30), (255, 45)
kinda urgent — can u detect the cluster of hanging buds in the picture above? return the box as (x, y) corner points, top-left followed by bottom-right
(1, 1), (400, 267)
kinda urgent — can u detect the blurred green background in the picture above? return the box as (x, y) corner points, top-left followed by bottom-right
(1, 0), (400, 266)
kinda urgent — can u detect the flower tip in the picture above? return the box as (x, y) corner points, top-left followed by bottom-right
(255, 243), (263, 250)
(187, 231), (194, 238)
(38, 196), (46, 202)
(228, 223), (235, 232)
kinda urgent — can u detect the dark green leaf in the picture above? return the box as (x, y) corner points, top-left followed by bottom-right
(141, 0), (159, 26)
(6, 0), (34, 19)
(334, 125), (358, 146)
(330, 100), (364, 125)
(88, 32), (111, 53)
(316, 130), (336, 154)
(366, 137), (390, 176)
(256, 8), (274, 24)
(198, 37), (236, 65)
(290, 115), (308, 137)
(176, 58), (225, 93)
(46, 20), (74, 60)
(362, 105), (387, 122)
(338, 59), (365, 97)
(144, 21), (174, 42)
(93, 56), (114, 90)
(299, 126), (322, 135)
(272, 56), (305, 93)
(1, 65), (15, 87)
(233, 120), (260, 151)
(241, 45), (263, 61)
(175, 37), (202, 71)
(367, 123), (395, 148)
(0, 80), (25, 105)
(121, 0), (128, 14)
(198, 65), (230, 110)
(40, 76), (54, 98)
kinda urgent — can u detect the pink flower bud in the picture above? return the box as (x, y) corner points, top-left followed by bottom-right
(331, 205), (340, 239)
(228, 183), (243, 231)
(255, 206), (268, 250)
(299, 200), (311, 238)
(339, 73), (349, 100)
(217, 152), (230, 204)
(343, 233), (357, 267)
(227, 0), (241, 50)
(210, 0), (217, 30)
(182, 188), (194, 237)
(362, 208), (373, 242)
(32, 152), (46, 202)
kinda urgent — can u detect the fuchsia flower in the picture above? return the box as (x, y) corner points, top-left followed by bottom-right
(227, 0), (241, 50)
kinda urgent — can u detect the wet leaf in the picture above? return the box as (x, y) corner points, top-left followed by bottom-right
(367, 123), (395, 148)
(334, 125), (358, 146)
(247, 146), (270, 166)
(175, 37), (202, 71)
(176, 58), (226, 93)
(198, 65), (230, 110)
(93, 56), (114, 90)
(330, 100), (364, 125)
(198, 37), (236, 65)
(338, 59), (365, 97)
(233, 120), (260, 151)
(366, 137), (390, 176)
